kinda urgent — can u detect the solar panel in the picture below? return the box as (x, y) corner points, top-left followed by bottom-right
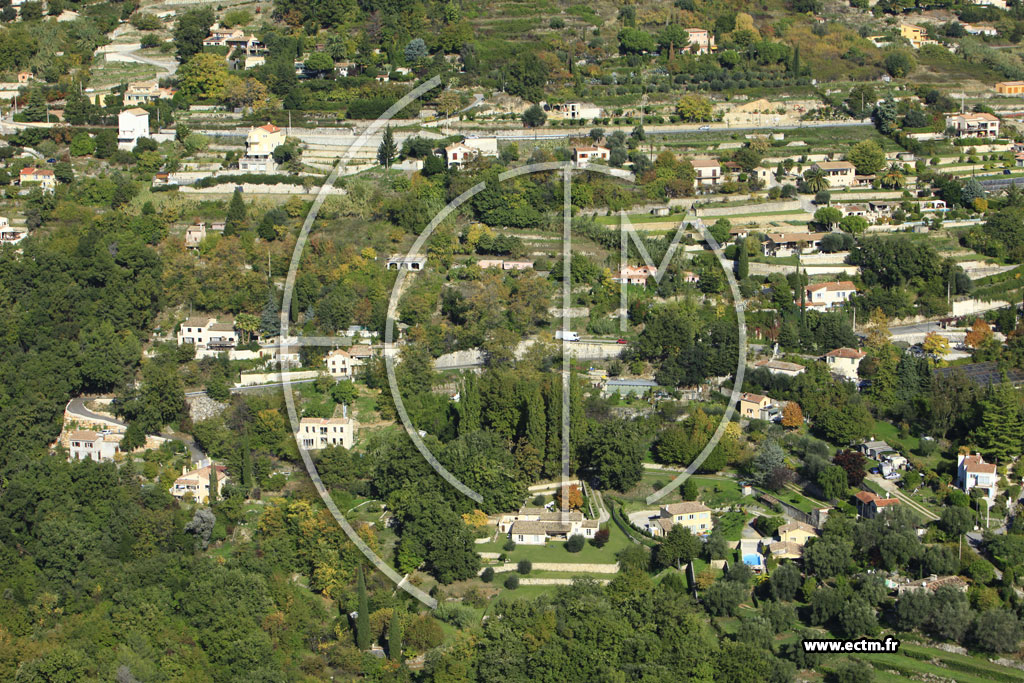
(933, 362), (1024, 387)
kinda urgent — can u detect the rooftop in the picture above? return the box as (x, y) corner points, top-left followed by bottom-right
(662, 501), (711, 515)
(807, 281), (857, 292)
(825, 347), (866, 359)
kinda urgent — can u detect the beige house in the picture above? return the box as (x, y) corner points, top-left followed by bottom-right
(649, 501), (713, 537)
(777, 520), (817, 546)
(499, 506), (600, 545)
(67, 429), (122, 462)
(295, 416), (355, 450)
(764, 541), (803, 559)
(240, 123), (286, 173)
(177, 316), (238, 354)
(325, 348), (364, 379)
(811, 161), (856, 188)
(823, 347), (865, 381)
(762, 232), (826, 258)
(170, 464), (230, 503)
(946, 112), (1000, 138)
(185, 222), (206, 248)
(612, 265), (657, 286)
(752, 359), (806, 377)
(739, 392), (774, 420)
(572, 145), (610, 166)
(804, 281), (857, 309)
(692, 158), (721, 187)
(18, 167), (55, 191)
(124, 81), (177, 106)
(684, 28), (716, 54)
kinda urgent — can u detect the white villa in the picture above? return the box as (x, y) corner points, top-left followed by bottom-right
(498, 506), (600, 545)
(295, 416), (355, 451)
(957, 452), (997, 503)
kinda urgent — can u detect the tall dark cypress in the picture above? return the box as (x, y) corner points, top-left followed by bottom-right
(356, 566), (370, 650)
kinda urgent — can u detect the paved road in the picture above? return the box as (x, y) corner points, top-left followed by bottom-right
(66, 398), (126, 428)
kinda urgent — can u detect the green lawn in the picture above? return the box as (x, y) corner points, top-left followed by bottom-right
(716, 510), (748, 542)
(870, 420), (920, 455)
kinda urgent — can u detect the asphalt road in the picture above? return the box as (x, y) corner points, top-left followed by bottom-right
(66, 398), (126, 428)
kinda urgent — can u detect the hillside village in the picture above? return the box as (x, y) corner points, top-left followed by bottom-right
(7, 0), (1024, 680)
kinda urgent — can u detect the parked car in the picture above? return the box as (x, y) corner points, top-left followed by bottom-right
(698, 125), (710, 131)
(616, 339), (628, 344)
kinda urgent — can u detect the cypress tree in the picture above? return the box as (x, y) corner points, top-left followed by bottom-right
(356, 566), (370, 650)
(388, 611), (403, 661)
(791, 45), (800, 77)
(377, 125), (397, 168)
(208, 464), (218, 503)
(225, 188), (247, 235)
(736, 237), (749, 280)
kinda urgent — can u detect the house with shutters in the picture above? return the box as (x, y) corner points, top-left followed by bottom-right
(823, 347), (866, 381)
(810, 161), (856, 188)
(572, 145), (610, 166)
(66, 429), (122, 462)
(498, 506), (600, 545)
(957, 452), (997, 503)
(295, 416), (355, 450)
(854, 490), (900, 518)
(325, 348), (364, 379)
(170, 464), (229, 503)
(177, 316), (239, 356)
(692, 158), (721, 187)
(804, 281), (857, 309)
(239, 123), (286, 173)
(18, 167), (55, 191)
(946, 112), (1000, 139)
(648, 501), (713, 537)
(739, 392), (775, 420)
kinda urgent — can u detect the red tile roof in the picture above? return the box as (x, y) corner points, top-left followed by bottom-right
(825, 347), (866, 359)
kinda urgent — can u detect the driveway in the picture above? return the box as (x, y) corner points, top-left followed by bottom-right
(66, 397), (126, 428)
(866, 474), (939, 521)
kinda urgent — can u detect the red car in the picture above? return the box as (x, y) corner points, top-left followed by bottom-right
(616, 339), (628, 344)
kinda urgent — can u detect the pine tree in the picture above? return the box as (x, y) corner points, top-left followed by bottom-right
(225, 188), (247, 235)
(356, 566), (370, 650)
(207, 464), (218, 503)
(972, 382), (1024, 464)
(22, 88), (47, 122)
(377, 125), (397, 168)
(260, 288), (280, 337)
(388, 611), (403, 661)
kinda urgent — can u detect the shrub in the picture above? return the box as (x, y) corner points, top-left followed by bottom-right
(591, 527), (610, 547)
(531, 494), (545, 506)
(480, 567), (495, 583)
(502, 539), (516, 552)
(566, 535), (585, 553)
(504, 575), (520, 589)
(517, 560), (532, 575)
